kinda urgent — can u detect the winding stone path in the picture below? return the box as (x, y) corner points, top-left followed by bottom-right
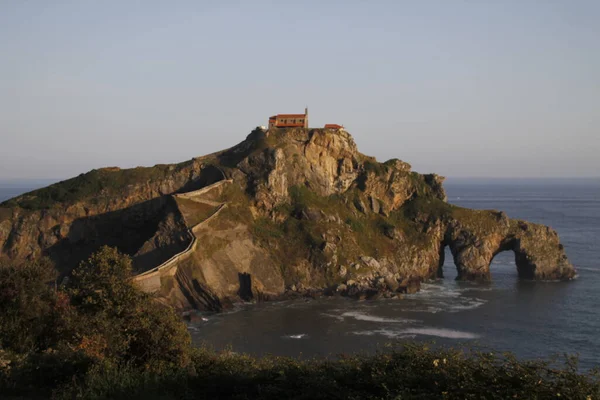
(133, 179), (232, 292)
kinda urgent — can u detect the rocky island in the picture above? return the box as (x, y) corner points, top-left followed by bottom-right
(0, 128), (576, 311)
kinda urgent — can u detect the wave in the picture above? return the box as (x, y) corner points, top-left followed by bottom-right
(320, 312), (345, 322)
(404, 284), (488, 313)
(352, 327), (480, 340)
(446, 298), (487, 313)
(352, 329), (416, 339)
(400, 306), (443, 314)
(282, 334), (308, 339)
(403, 328), (480, 339)
(458, 287), (493, 292)
(415, 284), (462, 298)
(340, 311), (419, 324)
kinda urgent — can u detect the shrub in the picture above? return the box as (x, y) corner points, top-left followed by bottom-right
(0, 247), (192, 398)
(67, 247), (192, 371)
(55, 344), (600, 400)
(0, 258), (57, 354)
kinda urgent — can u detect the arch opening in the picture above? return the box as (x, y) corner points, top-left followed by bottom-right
(437, 238), (535, 282)
(488, 250), (519, 281)
(437, 242), (459, 280)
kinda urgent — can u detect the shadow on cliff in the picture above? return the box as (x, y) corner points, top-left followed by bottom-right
(45, 196), (177, 274)
(45, 166), (226, 275)
(176, 164), (225, 193)
(238, 272), (253, 301)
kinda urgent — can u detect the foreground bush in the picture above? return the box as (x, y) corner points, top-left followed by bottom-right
(54, 344), (599, 400)
(0, 258), (57, 354)
(0, 247), (190, 398)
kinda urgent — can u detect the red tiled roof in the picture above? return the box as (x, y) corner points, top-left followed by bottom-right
(324, 124), (343, 129)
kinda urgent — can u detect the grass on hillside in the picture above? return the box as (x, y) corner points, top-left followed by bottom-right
(0, 207), (11, 223)
(1, 161), (194, 211)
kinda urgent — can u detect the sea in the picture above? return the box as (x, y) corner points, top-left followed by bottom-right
(2, 178), (599, 370)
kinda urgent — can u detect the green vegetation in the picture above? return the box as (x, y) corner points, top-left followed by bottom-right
(0, 207), (11, 223)
(1, 247), (598, 399)
(0, 247), (190, 398)
(288, 185), (344, 216)
(399, 196), (503, 237)
(363, 158), (389, 177)
(217, 128), (278, 168)
(1, 161), (193, 210)
(67, 345), (600, 400)
(407, 171), (437, 198)
(401, 196), (454, 222)
(252, 217), (284, 240)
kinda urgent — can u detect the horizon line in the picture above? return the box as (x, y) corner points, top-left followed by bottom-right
(0, 176), (599, 185)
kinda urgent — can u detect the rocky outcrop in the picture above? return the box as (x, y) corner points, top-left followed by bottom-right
(444, 216), (573, 281)
(0, 127), (576, 310)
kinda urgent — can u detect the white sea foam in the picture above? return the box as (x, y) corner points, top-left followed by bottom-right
(402, 328), (480, 339)
(446, 298), (487, 313)
(320, 312), (345, 321)
(341, 311), (418, 324)
(400, 306), (443, 314)
(283, 334), (308, 339)
(404, 283), (489, 313)
(414, 284), (462, 299)
(352, 329), (416, 339)
(353, 327), (479, 340)
(459, 287), (493, 292)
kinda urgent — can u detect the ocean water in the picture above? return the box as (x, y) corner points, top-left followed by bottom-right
(2, 179), (599, 369)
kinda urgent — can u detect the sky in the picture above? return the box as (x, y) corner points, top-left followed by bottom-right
(1, 0), (599, 180)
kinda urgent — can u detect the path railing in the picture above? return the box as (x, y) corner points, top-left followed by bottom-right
(132, 180), (231, 288)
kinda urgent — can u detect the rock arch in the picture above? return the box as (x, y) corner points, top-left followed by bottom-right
(439, 216), (574, 282)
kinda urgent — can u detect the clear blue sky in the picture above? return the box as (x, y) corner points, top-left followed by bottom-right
(1, 0), (598, 180)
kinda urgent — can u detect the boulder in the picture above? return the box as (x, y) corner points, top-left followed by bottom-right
(384, 276), (399, 292)
(369, 196), (380, 214)
(397, 277), (421, 294)
(354, 198), (368, 214)
(360, 256), (381, 270)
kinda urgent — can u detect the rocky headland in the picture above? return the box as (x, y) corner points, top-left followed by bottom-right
(0, 128), (576, 311)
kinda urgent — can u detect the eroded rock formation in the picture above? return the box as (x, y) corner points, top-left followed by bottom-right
(0, 128), (576, 310)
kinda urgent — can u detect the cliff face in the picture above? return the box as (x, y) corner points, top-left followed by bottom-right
(0, 128), (576, 310)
